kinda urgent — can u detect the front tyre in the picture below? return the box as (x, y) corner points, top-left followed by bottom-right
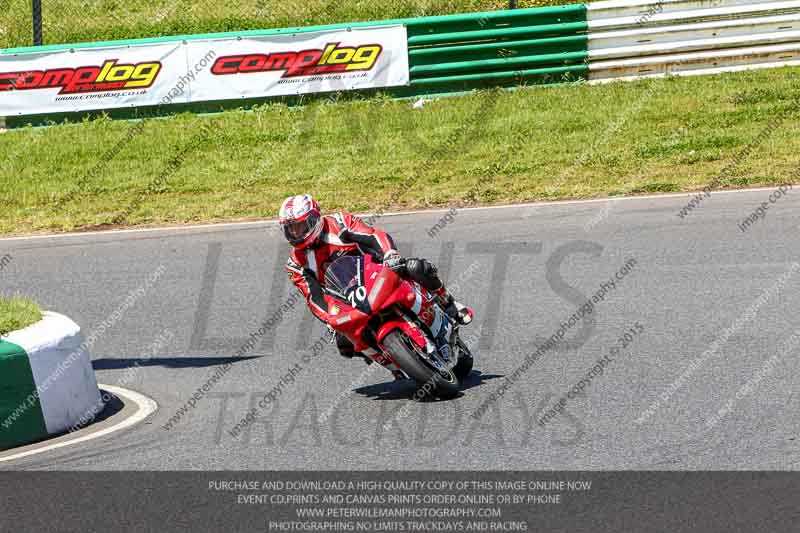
(383, 330), (460, 400)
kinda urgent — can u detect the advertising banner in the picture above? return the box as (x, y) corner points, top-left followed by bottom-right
(0, 25), (409, 117)
(0, 42), (188, 116)
(189, 25), (409, 102)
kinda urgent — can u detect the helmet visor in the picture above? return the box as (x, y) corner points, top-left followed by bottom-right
(283, 213), (320, 245)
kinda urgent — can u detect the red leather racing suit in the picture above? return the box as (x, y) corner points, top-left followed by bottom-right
(285, 212), (397, 325)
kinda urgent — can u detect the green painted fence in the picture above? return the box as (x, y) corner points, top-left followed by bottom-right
(2, 4), (589, 126)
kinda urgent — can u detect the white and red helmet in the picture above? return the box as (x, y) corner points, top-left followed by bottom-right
(278, 194), (323, 249)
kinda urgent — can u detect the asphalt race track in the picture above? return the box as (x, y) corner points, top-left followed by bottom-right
(2, 188), (799, 470)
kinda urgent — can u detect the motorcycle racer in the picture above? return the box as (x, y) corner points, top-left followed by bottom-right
(279, 194), (473, 362)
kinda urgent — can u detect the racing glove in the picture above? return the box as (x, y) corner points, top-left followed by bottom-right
(383, 250), (406, 272)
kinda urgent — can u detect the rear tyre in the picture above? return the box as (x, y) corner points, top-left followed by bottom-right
(383, 330), (460, 400)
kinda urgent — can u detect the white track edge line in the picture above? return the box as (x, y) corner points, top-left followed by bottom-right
(0, 186), (788, 243)
(0, 384), (157, 464)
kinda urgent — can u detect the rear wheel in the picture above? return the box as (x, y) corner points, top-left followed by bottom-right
(383, 330), (460, 399)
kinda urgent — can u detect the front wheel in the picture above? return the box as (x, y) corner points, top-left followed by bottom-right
(382, 330), (460, 399)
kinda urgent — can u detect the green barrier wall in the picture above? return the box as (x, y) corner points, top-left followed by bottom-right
(1, 4), (589, 126)
(0, 340), (48, 450)
(404, 5), (588, 95)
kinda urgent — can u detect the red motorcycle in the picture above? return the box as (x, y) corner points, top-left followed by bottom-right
(322, 253), (474, 399)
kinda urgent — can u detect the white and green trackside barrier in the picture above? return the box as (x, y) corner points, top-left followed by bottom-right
(408, 0), (800, 89)
(2, 0), (799, 126)
(0, 312), (102, 450)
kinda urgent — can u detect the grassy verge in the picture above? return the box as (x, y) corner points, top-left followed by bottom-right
(2, 66), (800, 236)
(1, 0), (573, 49)
(0, 297), (43, 337)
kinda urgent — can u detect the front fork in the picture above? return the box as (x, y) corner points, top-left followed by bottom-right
(372, 288), (461, 379)
(417, 288), (460, 368)
(407, 291), (462, 376)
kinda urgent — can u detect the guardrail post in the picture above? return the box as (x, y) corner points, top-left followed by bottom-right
(32, 0), (43, 45)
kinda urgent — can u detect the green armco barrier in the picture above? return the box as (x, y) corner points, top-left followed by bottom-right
(409, 34), (588, 65)
(1, 4), (588, 55)
(1, 4), (589, 126)
(403, 4), (588, 95)
(409, 64), (588, 87)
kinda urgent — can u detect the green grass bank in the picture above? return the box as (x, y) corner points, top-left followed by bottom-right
(2, 66), (799, 235)
(0, 297), (43, 337)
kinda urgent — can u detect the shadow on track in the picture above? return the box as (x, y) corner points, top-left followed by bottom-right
(352, 370), (503, 401)
(92, 356), (259, 370)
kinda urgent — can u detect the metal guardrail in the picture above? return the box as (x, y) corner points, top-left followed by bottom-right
(586, 0), (800, 81)
(4, 0), (800, 125)
(13, 0), (797, 89)
(403, 5), (590, 95)
(4, 4), (594, 99)
(403, 0), (800, 92)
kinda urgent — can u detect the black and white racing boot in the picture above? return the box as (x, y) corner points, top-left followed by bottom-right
(445, 296), (473, 325)
(434, 289), (473, 326)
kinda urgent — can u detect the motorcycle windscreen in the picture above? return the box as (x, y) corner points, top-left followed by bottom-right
(323, 255), (371, 314)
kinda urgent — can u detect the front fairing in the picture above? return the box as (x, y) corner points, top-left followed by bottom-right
(323, 254), (423, 353)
